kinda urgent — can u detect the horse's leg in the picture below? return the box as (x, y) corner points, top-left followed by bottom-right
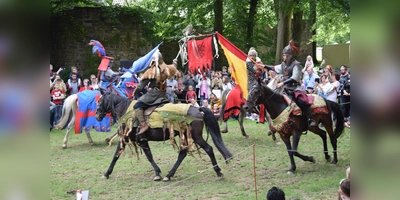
(138, 140), (162, 181)
(85, 130), (94, 145)
(265, 112), (279, 144)
(320, 114), (338, 164)
(309, 122), (331, 162)
(239, 107), (249, 138)
(221, 120), (228, 133)
(291, 130), (316, 164)
(62, 125), (73, 149)
(163, 149), (188, 181)
(192, 131), (223, 178)
(280, 134), (296, 174)
(103, 138), (125, 179)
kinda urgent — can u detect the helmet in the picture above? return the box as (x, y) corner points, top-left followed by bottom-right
(282, 40), (300, 65)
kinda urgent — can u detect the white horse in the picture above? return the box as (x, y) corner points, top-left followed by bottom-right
(54, 93), (117, 149)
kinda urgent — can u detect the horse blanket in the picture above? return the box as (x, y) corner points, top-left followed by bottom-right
(118, 101), (198, 150)
(222, 86), (246, 120)
(75, 90), (112, 134)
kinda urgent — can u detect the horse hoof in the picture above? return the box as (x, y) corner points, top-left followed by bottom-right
(287, 171), (294, 175)
(221, 129), (228, 133)
(310, 156), (316, 163)
(217, 173), (224, 180)
(326, 156), (332, 162)
(330, 163), (337, 167)
(154, 176), (162, 181)
(102, 174), (109, 179)
(275, 141), (281, 145)
(244, 135), (250, 139)
(62, 145), (67, 149)
(267, 131), (272, 136)
(162, 177), (170, 182)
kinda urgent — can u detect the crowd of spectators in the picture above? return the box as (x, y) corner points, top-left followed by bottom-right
(50, 52), (350, 129)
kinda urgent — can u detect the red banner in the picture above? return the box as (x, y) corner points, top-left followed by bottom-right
(187, 36), (214, 74)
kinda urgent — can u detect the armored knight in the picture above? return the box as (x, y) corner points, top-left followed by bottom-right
(264, 41), (317, 127)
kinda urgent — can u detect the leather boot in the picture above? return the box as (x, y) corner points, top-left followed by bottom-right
(135, 108), (149, 135)
(303, 106), (317, 127)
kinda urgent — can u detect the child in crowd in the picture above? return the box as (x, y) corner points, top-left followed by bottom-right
(186, 85), (197, 103)
(79, 78), (93, 92)
(213, 104), (220, 118)
(51, 83), (65, 125)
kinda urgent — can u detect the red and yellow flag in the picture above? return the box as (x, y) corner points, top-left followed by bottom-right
(216, 32), (248, 98)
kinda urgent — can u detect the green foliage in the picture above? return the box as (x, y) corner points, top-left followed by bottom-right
(311, 0), (350, 46)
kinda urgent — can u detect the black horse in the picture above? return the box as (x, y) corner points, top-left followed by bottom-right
(243, 80), (344, 174)
(96, 90), (233, 181)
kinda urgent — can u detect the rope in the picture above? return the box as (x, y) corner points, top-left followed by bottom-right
(126, 143), (255, 199)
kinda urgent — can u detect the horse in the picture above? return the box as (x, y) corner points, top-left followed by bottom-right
(243, 80), (344, 174)
(219, 89), (248, 138)
(54, 90), (116, 149)
(219, 88), (278, 142)
(95, 90), (233, 181)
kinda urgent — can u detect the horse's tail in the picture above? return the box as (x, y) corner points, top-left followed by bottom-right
(54, 94), (77, 130)
(326, 100), (344, 139)
(199, 107), (233, 163)
(219, 89), (231, 122)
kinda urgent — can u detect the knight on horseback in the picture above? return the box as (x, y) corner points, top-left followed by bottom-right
(133, 51), (178, 135)
(264, 40), (317, 127)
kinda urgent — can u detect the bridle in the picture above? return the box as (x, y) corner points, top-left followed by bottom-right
(97, 92), (126, 119)
(247, 84), (278, 107)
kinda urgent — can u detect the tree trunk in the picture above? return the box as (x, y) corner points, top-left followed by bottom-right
(246, 0), (259, 49)
(214, 0), (224, 70)
(275, 0), (292, 64)
(310, 0), (317, 64)
(292, 0), (303, 55)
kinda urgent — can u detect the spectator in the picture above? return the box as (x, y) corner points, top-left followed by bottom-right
(338, 65), (350, 121)
(51, 74), (67, 94)
(189, 98), (199, 107)
(210, 93), (221, 110)
(166, 76), (178, 103)
(185, 85), (197, 104)
(212, 104), (220, 118)
(338, 179), (350, 200)
(221, 66), (229, 77)
(79, 78), (93, 92)
(221, 76), (232, 94)
(68, 66), (82, 80)
(201, 99), (211, 109)
(324, 64), (333, 82)
(211, 71), (222, 99)
(302, 55), (314, 73)
(302, 66), (319, 94)
(266, 186), (285, 200)
(183, 71), (198, 99)
(51, 83), (65, 125)
(197, 72), (211, 106)
(67, 72), (81, 95)
(89, 74), (100, 91)
(175, 70), (185, 103)
(314, 74), (335, 101)
(50, 64), (63, 82)
(331, 72), (341, 101)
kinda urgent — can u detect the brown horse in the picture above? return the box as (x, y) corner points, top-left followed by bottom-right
(243, 80), (344, 174)
(96, 90), (233, 181)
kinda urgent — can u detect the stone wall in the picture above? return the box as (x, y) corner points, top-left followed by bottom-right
(50, 7), (179, 77)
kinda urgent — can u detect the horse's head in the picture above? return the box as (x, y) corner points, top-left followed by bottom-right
(243, 80), (263, 112)
(95, 90), (114, 121)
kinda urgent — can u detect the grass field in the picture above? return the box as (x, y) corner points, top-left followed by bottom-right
(50, 119), (350, 200)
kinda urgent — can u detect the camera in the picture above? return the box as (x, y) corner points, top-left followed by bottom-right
(56, 78), (62, 81)
(315, 78), (320, 83)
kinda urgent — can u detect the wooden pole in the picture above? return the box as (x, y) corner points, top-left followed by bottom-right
(253, 142), (258, 200)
